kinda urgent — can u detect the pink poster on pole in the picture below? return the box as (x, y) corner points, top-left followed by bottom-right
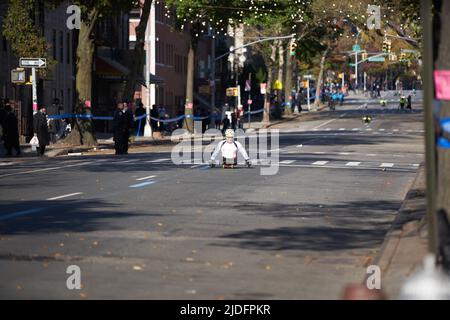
(85, 100), (91, 108)
(434, 70), (450, 100)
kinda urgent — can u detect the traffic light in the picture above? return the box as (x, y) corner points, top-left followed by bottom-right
(290, 41), (297, 56)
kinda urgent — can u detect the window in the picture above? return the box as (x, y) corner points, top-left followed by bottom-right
(52, 30), (57, 60)
(60, 31), (64, 63)
(67, 33), (71, 64)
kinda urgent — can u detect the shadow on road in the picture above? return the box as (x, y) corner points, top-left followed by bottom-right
(0, 199), (160, 235)
(212, 199), (402, 252)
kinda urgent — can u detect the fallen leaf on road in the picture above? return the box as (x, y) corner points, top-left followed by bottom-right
(275, 254), (283, 259)
(265, 265), (272, 271)
(53, 253), (62, 258)
(92, 241), (99, 246)
(304, 256), (314, 265)
(196, 209), (204, 214)
(43, 263), (49, 268)
(185, 257), (195, 262)
(133, 265), (143, 271)
(157, 223), (164, 227)
(171, 209), (177, 213)
(191, 250), (197, 254)
(59, 243), (64, 247)
(16, 284), (23, 291)
(79, 293), (87, 299)
(79, 237), (85, 241)
(362, 256), (373, 267)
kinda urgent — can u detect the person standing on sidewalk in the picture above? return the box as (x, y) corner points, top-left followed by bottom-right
(33, 106), (50, 157)
(3, 104), (21, 156)
(113, 102), (127, 155)
(134, 102), (145, 136)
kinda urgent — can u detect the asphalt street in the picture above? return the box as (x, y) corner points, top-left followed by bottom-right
(0, 99), (424, 299)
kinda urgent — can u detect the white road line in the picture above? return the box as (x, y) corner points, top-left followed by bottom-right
(313, 118), (338, 130)
(366, 128), (373, 131)
(325, 128), (332, 131)
(313, 152), (326, 154)
(412, 164), (420, 167)
(367, 154), (377, 157)
(339, 128), (346, 131)
(129, 181), (157, 188)
(352, 128), (359, 131)
(379, 129), (385, 132)
(136, 175), (157, 181)
(393, 129), (399, 132)
(0, 162), (15, 166)
(339, 152), (351, 155)
(47, 192), (84, 201)
(313, 161), (329, 166)
(346, 162), (361, 167)
(380, 163), (395, 168)
(0, 161), (94, 179)
(280, 160), (295, 164)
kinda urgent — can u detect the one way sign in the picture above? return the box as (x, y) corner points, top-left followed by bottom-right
(19, 58), (47, 68)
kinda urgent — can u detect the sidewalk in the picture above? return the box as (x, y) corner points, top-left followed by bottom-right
(11, 115), (303, 158)
(370, 166), (428, 298)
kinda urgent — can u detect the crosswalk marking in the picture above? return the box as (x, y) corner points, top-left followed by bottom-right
(380, 163), (395, 168)
(313, 161), (329, 166)
(280, 160), (295, 164)
(346, 162), (361, 167)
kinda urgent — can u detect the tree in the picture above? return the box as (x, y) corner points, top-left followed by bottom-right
(2, 0), (57, 80)
(65, 0), (134, 146)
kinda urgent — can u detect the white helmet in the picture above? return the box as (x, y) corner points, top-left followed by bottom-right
(225, 129), (235, 138)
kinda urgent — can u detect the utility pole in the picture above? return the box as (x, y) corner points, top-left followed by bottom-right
(248, 73), (252, 127)
(144, 1), (155, 137)
(210, 26), (215, 117)
(32, 67), (37, 114)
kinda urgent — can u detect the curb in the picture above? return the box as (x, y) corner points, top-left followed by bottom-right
(367, 165), (426, 283)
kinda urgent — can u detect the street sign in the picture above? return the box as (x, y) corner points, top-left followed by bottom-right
(19, 57), (47, 68)
(353, 44), (361, 52)
(245, 80), (251, 92)
(260, 83), (267, 94)
(226, 87), (238, 97)
(11, 68), (26, 84)
(368, 56), (385, 62)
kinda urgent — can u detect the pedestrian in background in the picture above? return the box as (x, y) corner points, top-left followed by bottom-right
(33, 106), (50, 157)
(134, 102), (146, 136)
(3, 104), (20, 156)
(123, 101), (134, 154)
(112, 102), (126, 155)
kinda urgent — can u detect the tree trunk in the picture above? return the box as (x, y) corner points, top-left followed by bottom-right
(436, 1), (450, 218)
(284, 39), (293, 116)
(65, 7), (99, 146)
(184, 41), (195, 133)
(123, 0), (152, 102)
(314, 48), (329, 109)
